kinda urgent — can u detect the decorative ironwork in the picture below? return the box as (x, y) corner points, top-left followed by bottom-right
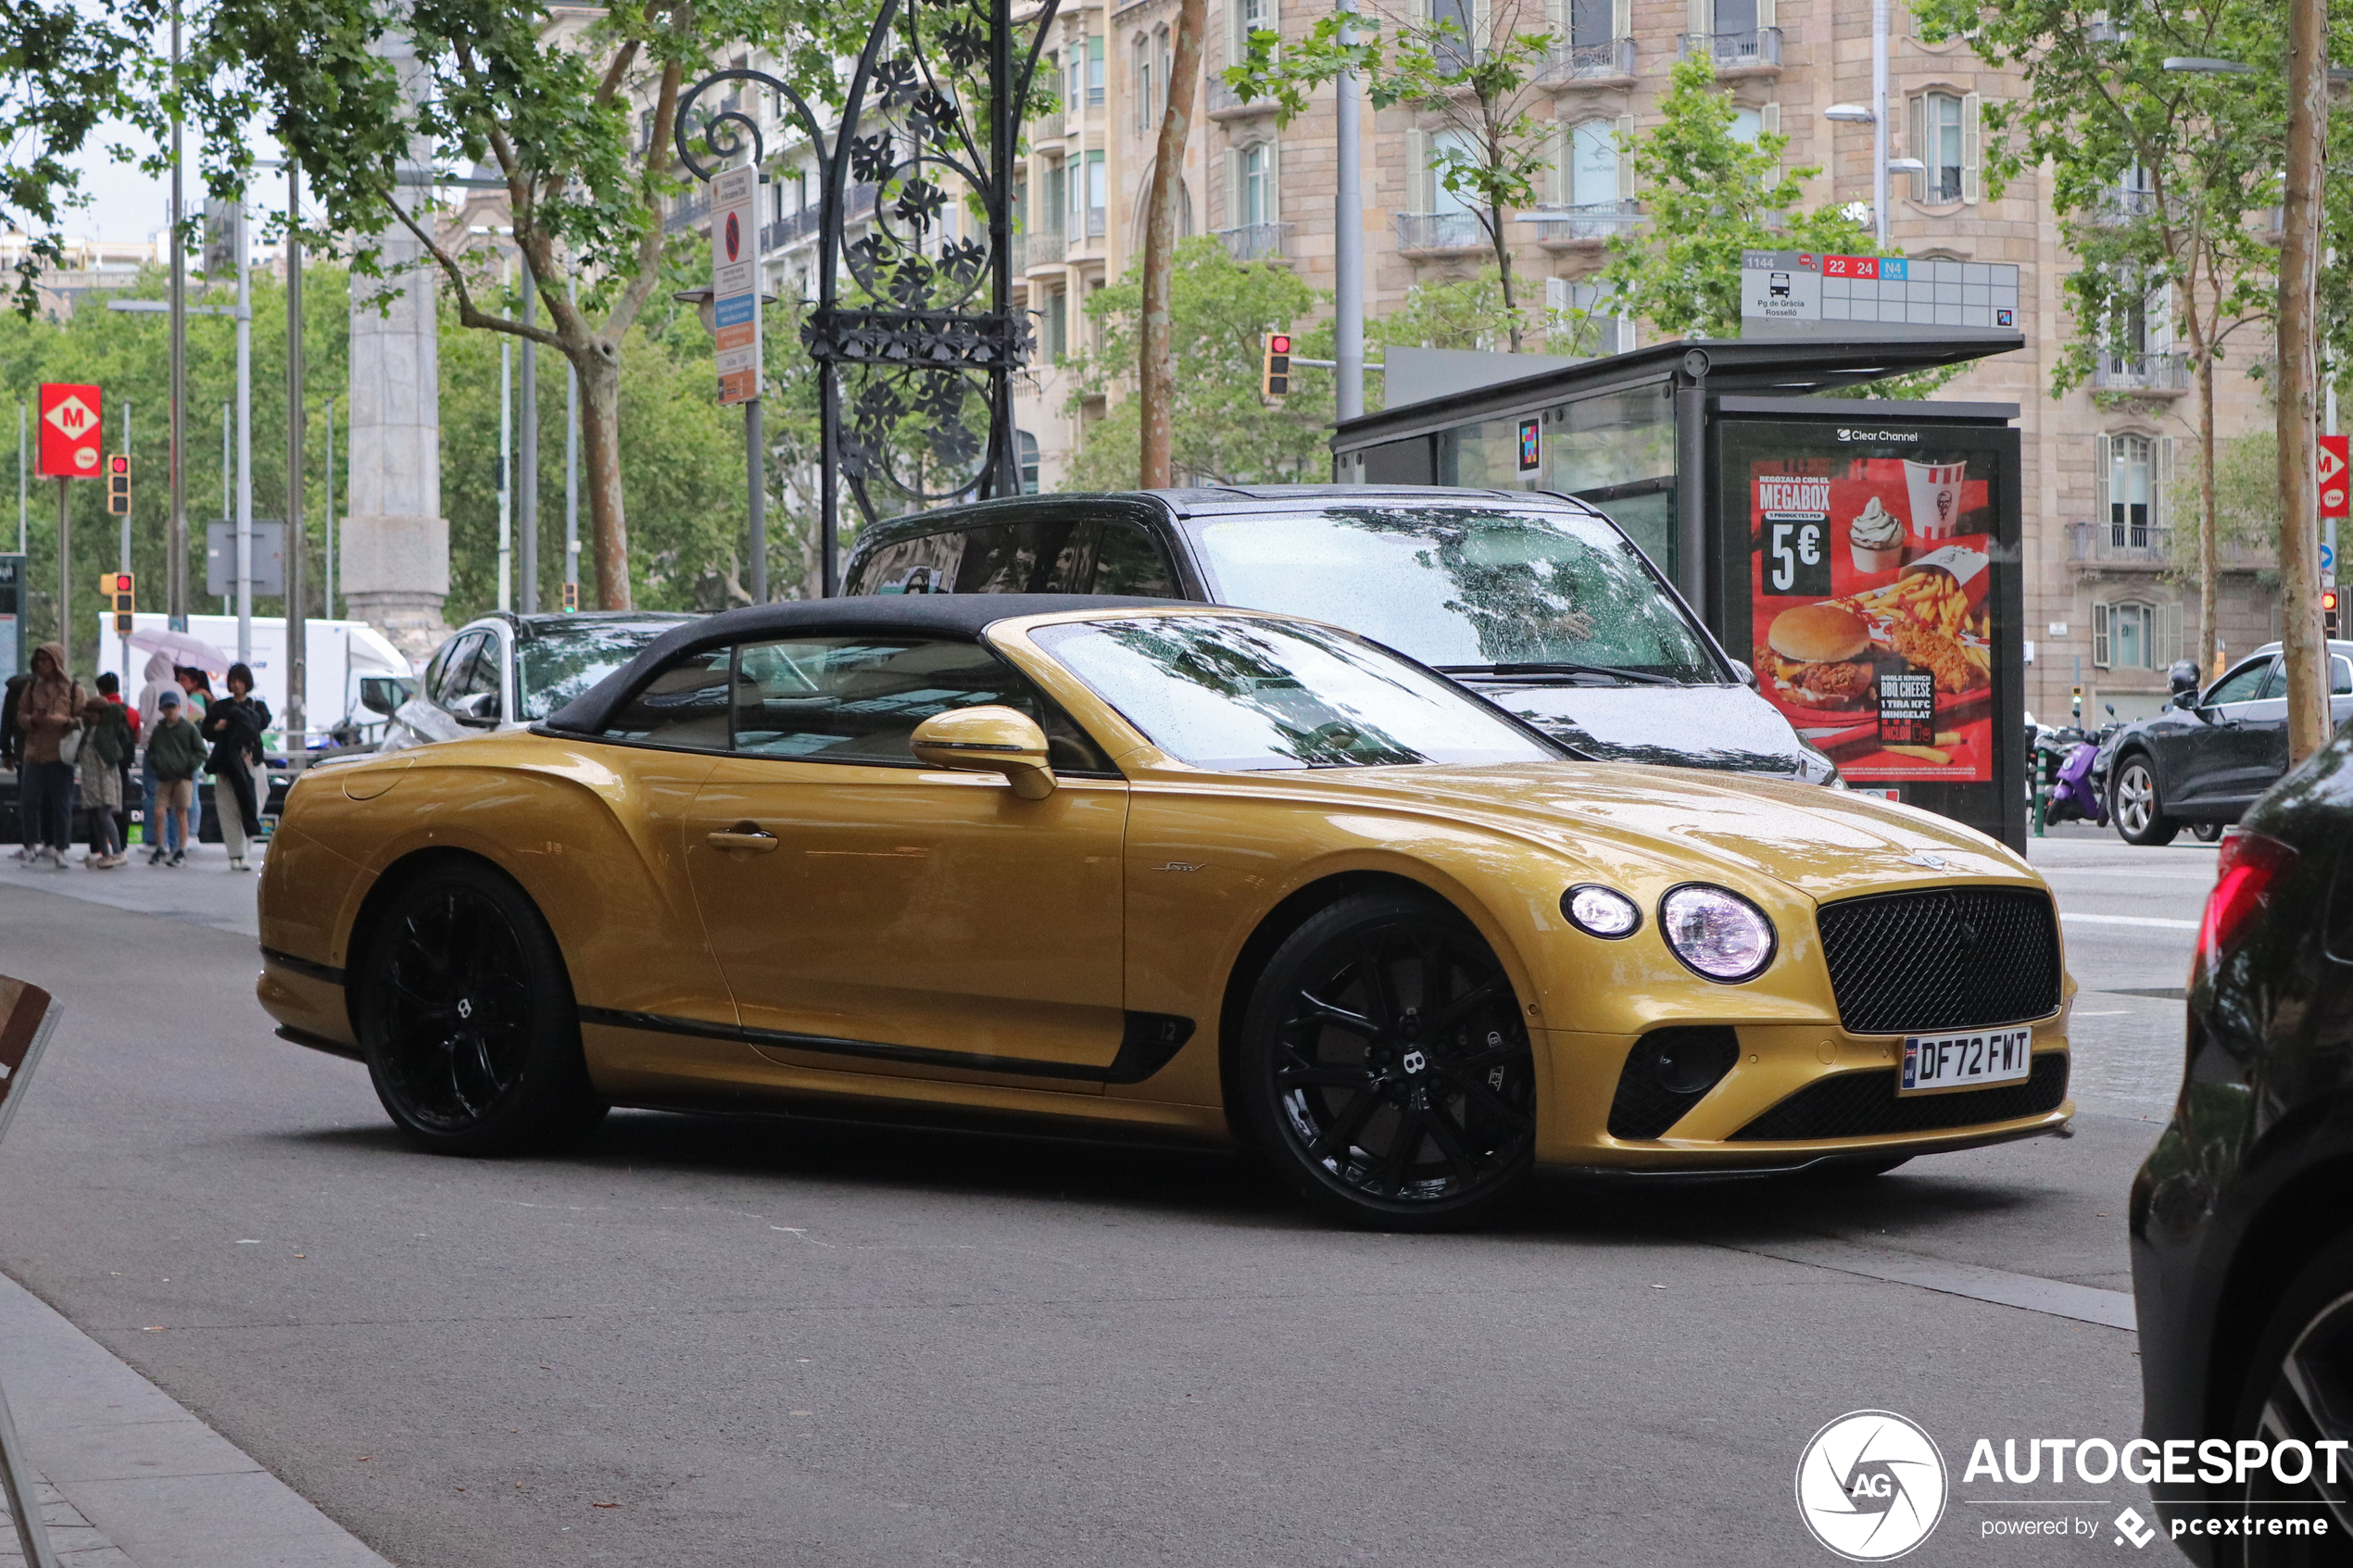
(674, 0), (1061, 594)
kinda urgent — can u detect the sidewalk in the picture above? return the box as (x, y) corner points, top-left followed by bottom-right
(2, 850), (259, 940)
(0, 1268), (390, 1568)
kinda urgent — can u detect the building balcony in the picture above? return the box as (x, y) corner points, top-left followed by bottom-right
(1208, 79), (1278, 119)
(1522, 198), (1643, 245)
(2094, 350), (2191, 394)
(1216, 220), (1293, 262)
(1541, 36), (1636, 83)
(662, 191), (710, 233)
(1677, 27), (1780, 70)
(1395, 210), (1491, 256)
(2069, 521), (2273, 571)
(2084, 188), (2161, 227)
(1022, 230), (1068, 271)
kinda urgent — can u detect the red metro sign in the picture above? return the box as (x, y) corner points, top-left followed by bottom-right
(37, 383), (101, 479)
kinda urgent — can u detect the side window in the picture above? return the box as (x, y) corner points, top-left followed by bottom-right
(953, 518), (1096, 594)
(1091, 520), (1179, 597)
(849, 532), (968, 595)
(2206, 658), (2274, 707)
(427, 632), (485, 707)
(732, 635), (1114, 772)
(444, 633), (504, 719)
(2336, 658), (2353, 696)
(598, 647), (733, 748)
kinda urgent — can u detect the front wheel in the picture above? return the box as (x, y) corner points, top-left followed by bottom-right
(1234, 892), (1537, 1231)
(2112, 757), (2180, 847)
(356, 859), (607, 1156)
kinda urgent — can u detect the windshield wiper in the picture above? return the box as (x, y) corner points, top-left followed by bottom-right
(1436, 661), (1682, 687)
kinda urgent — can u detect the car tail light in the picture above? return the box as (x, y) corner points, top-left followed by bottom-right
(2194, 827), (2299, 981)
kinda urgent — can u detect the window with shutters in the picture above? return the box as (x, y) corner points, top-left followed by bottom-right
(1241, 144), (1270, 226)
(2095, 599), (2157, 670)
(1912, 92), (1964, 203)
(1568, 119), (1618, 207)
(1236, 0), (1270, 56)
(1135, 36), (1151, 133)
(2109, 433), (2153, 547)
(1088, 35), (1105, 105)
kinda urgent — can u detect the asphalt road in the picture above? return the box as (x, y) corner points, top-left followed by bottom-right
(0, 829), (2205, 1567)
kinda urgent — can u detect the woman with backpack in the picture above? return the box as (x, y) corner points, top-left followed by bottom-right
(201, 661), (270, 871)
(76, 685), (129, 868)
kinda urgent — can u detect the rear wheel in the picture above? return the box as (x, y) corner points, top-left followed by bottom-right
(2112, 757), (2180, 847)
(356, 860), (606, 1156)
(2231, 1232), (2353, 1563)
(1235, 892), (1537, 1231)
(2193, 820), (2225, 842)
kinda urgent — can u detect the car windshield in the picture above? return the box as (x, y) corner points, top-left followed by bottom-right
(1184, 506), (1724, 684)
(1030, 613), (1561, 772)
(518, 622), (686, 721)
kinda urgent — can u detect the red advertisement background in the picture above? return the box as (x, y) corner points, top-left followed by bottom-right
(1748, 455), (1994, 783)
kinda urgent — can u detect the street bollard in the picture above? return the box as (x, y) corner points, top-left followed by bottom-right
(0, 977), (62, 1568)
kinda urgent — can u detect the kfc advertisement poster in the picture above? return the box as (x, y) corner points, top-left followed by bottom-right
(1746, 452), (1997, 784)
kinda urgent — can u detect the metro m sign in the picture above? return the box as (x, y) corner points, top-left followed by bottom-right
(2320, 434), (2349, 521)
(37, 383), (101, 479)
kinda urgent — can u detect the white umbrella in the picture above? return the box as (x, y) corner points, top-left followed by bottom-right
(125, 628), (233, 675)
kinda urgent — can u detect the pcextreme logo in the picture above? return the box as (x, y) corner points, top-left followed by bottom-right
(1797, 1411), (1949, 1561)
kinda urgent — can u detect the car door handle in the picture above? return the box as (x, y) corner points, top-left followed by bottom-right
(706, 822), (779, 853)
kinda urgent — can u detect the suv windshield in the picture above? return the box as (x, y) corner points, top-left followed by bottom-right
(518, 622), (688, 721)
(1184, 506), (1724, 684)
(1030, 613), (1561, 772)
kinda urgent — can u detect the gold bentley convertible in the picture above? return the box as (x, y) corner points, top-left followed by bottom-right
(257, 595), (2074, 1228)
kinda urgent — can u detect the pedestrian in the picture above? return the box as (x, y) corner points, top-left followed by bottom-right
(144, 689), (204, 868)
(136, 651), (181, 863)
(76, 685), (129, 868)
(94, 671), (138, 852)
(202, 661), (270, 872)
(14, 643), (83, 871)
(176, 667), (213, 843)
(2, 671), (30, 861)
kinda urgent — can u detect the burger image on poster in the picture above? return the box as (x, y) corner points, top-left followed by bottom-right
(1904, 458), (1969, 542)
(1849, 496), (1902, 572)
(1762, 601), (1875, 711)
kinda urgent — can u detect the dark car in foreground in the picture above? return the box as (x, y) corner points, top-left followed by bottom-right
(2105, 641), (2353, 846)
(841, 485), (1840, 784)
(2133, 734), (2353, 1561)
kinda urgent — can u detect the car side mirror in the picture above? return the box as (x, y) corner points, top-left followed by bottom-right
(1729, 659), (1758, 689)
(2171, 691), (2199, 711)
(911, 706), (1057, 799)
(447, 690), (501, 727)
(359, 677), (404, 717)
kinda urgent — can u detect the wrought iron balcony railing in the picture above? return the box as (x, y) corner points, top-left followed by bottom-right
(1541, 36), (1636, 81)
(1677, 26), (1781, 68)
(1216, 221), (1292, 262)
(2093, 351), (2191, 393)
(1522, 199), (1643, 243)
(1395, 211), (1491, 253)
(1021, 230), (1067, 270)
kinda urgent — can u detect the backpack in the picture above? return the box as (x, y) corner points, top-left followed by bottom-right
(88, 706), (127, 768)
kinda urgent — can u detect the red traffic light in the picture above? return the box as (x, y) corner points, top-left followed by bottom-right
(107, 572), (132, 595)
(107, 455), (127, 475)
(1268, 334), (1290, 355)
(2325, 589), (2341, 613)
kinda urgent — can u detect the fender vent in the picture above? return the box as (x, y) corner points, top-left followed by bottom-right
(1606, 1026), (1741, 1140)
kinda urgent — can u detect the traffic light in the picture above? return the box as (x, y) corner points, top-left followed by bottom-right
(561, 581), (579, 612)
(96, 571), (133, 633)
(2325, 586), (2341, 637)
(106, 453), (129, 516)
(1262, 332), (1291, 398)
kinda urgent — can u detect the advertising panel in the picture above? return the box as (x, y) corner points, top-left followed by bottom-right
(1718, 414), (2024, 847)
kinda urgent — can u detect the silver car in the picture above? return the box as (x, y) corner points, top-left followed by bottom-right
(382, 611), (698, 752)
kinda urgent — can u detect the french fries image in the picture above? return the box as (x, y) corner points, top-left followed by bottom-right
(1882, 744), (1952, 765)
(1839, 569), (1991, 694)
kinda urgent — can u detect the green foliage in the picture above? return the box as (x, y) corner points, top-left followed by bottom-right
(1596, 56), (1875, 342)
(1226, 0), (1560, 345)
(0, 0), (163, 314)
(2165, 431), (2283, 580)
(1063, 237), (1330, 489)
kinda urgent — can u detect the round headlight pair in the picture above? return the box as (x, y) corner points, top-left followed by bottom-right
(1561, 882), (1777, 983)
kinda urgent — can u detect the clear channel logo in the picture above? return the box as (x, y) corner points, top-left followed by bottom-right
(1796, 1410), (1949, 1561)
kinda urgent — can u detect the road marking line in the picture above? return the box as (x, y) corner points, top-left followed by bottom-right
(1716, 1234), (2137, 1331)
(2059, 911), (2199, 930)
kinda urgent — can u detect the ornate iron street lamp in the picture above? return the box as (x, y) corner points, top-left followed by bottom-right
(674, 0), (1060, 596)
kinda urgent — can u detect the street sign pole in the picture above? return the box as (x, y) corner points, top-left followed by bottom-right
(285, 163), (305, 755)
(233, 197), (252, 663)
(53, 479), (65, 653)
(117, 406), (130, 687)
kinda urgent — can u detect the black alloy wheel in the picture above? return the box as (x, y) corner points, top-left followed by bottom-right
(2233, 1236), (2353, 1565)
(2112, 756), (2181, 847)
(2194, 821), (2225, 843)
(358, 860), (606, 1156)
(1237, 892), (1537, 1230)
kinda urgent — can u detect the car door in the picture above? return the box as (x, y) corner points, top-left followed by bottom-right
(681, 633), (1130, 1086)
(2163, 655), (2278, 808)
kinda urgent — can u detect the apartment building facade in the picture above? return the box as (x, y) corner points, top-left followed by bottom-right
(1009, 0), (2283, 723)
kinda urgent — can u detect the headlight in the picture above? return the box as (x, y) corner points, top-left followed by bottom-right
(1658, 884), (1776, 982)
(1563, 884), (1642, 938)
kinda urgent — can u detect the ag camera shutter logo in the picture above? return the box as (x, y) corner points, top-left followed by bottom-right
(1795, 1410), (1947, 1561)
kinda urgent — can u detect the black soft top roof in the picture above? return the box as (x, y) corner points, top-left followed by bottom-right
(540, 593), (1185, 734)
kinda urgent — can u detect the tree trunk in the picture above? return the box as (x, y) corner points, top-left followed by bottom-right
(2185, 303), (2219, 679)
(1490, 207), (1523, 352)
(1139, 0), (1208, 487)
(2278, 0), (2330, 765)
(573, 341), (632, 610)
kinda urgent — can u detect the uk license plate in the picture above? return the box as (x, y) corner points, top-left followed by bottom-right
(1898, 1027), (2034, 1095)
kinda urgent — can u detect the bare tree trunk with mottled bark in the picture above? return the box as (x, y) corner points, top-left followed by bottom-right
(1140, 0), (1208, 487)
(2278, 0), (2331, 764)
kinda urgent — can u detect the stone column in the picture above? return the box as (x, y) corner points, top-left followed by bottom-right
(340, 35), (448, 665)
